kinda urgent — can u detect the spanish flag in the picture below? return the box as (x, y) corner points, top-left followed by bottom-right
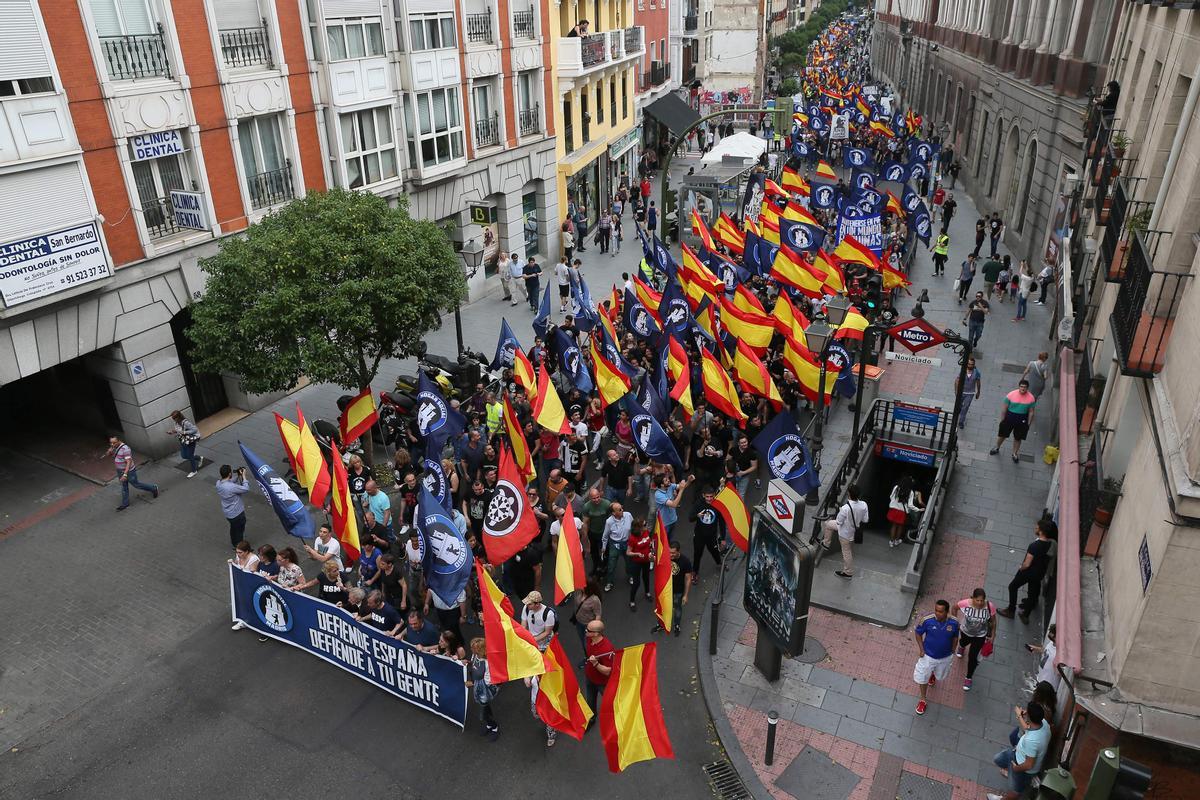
(782, 336), (835, 404)
(771, 243), (826, 299)
(294, 405), (330, 507)
(832, 234), (881, 270)
(781, 166), (810, 196)
(589, 335), (632, 409)
(328, 441), (361, 560)
(513, 346), (537, 403)
(815, 160), (838, 182)
(869, 118), (895, 138)
(666, 335), (694, 420)
(700, 346), (748, 427)
(772, 292), (806, 343)
(503, 393), (536, 481)
(855, 94), (872, 118)
(813, 249), (846, 294)
(733, 283), (765, 314)
(691, 295), (720, 341)
(274, 412), (302, 479)
(759, 210), (780, 245)
(835, 307), (870, 341)
(338, 387), (378, 445)
(474, 559), (547, 682)
(533, 363), (571, 434)
(711, 484), (750, 552)
(734, 340), (782, 410)
(535, 636), (593, 740)
(718, 297), (775, 351)
(713, 212), (745, 254)
(634, 276), (662, 320)
(763, 178), (788, 198)
(553, 505), (587, 604)
(600, 643), (675, 772)
(691, 208), (716, 252)
(679, 243), (724, 302)
(883, 262), (912, 290)
(885, 190), (905, 218)
(652, 513), (672, 632)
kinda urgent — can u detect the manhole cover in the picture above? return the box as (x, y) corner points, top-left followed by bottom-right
(793, 638), (827, 664)
(897, 771), (953, 800)
(775, 746), (860, 800)
(943, 510), (986, 534)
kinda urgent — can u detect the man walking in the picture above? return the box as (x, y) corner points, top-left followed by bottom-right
(956, 254), (977, 302)
(216, 464), (249, 547)
(997, 518), (1057, 622)
(523, 257), (543, 311)
(954, 357), (982, 428)
(821, 483), (869, 578)
(930, 231), (950, 277)
(583, 620), (615, 715)
(981, 254), (1004, 299)
(989, 379), (1037, 462)
(988, 212), (1005, 257)
(962, 290), (991, 349)
(106, 435), (158, 511)
(912, 599), (960, 715)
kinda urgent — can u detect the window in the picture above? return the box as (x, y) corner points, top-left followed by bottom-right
(340, 106), (398, 188)
(1015, 140), (1037, 232)
(473, 83), (499, 147)
(89, 0), (154, 37)
(90, 0), (172, 79)
(325, 17), (384, 60)
(409, 13), (456, 51)
(304, 0), (321, 58)
(129, 139), (193, 239)
(403, 88), (465, 169)
(622, 73), (628, 119)
(610, 79), (616, 122)
(523, 191), (539, 256)
(238, 114), (292, 209)
(597, 83), (604, 124)
(0, 77), (54, 97)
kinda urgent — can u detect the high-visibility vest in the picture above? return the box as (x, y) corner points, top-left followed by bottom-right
(933, 235), (950, 256)
(486, 401), (503, 434)
(639, 257), (655, 284)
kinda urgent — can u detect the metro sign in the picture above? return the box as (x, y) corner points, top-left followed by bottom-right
(888, 317), (947, 353)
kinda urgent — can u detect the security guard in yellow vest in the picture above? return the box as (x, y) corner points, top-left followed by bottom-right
(931, 231), (950, 277)
(485, 395), (503, 436)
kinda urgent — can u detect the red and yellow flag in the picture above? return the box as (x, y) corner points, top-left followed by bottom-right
(832, 234), (881, 270)
(885, 190), (905, 218)
(691, 207), (716, 251)
(666, 335), (694, 421)
(781, 166), (809, 196)
(711, 484), (750, 552)
(763, 178), (788, 198)
(772, 292), (806, 343)
(883, 262), (912, 290)
(870, 119), (895, 138)
(815, 160), (837, 181)
(328, 441), (361, 560)
(733, 283), (765, 314)
(338, 387), (378, 444)
(733, 340), (782, 410)
(835, 307), (870, 341)
(634, 276), (662, 321)
(812, 249), (846, 294)
(553, 505), (587, 604)
(679, 243), (723, 303)
(535, 636), (593, 740)
(700, 346), (748, 427)
(652, 513), (672, 632)
(274, 412), (302, 478)
(589, 336), (632, 409)
(782, 336), (835, 405)
(718, 297), (775, 351)
(295, 405), (330, 507)
(502, 393), (536, 481)
(474, 559), (547, 682)
(513, 346), (537, 404)
(533, 363), (571, 434)
(771, 243), (825, 299)
(713, 212), (745, 254)
(600, 642), (675, 772)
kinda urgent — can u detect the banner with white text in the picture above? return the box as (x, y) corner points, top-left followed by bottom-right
(229, 565), (468, 727)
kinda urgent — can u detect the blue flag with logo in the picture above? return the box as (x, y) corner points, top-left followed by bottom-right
(843, 147), (873, 169)
(416, 371), (466, 449)
(658, 277), (693, 336)
(636, 376), (670, 424)
(779, 217), (825, 253)
(905, 160), (928, 183)
(910, 211), (933, 245)
(703, 247), (751, 292)
(532, 281), (553, 339)
(568, 276), (599, 333)
(240, 442), (316, 540)
(553, 326), (593, 393)
(751, 411), (820, 495)
(851, 168), (874, 191)
(853, 186), (886, 215)
(908, 138), (936, 164)
(755, 233), (780, 275)
(881, 160), (906, 183)
(490, 318), (522, 371)
(811, 182), (838, 210)
(827, 341), (858, 399)
(421, 453), (451, 509)
(650, 234), (678, 281)
(415, 487), (473, 605)
(901, 185), (924, 215)
(791, 138), (809, 161)
(623, 286), (663, 344)
(742, 228), (767, 276)
(620, 394), (683, 470)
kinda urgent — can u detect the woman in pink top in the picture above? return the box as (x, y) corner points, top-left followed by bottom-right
(955, 588), (997, 691)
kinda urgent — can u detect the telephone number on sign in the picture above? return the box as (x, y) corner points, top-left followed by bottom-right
(61, 265), (109, 285)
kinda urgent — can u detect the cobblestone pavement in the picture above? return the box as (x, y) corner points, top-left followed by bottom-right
(705, 179), (1063, 800)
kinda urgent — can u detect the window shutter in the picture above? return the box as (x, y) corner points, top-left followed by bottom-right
(0, 163), (92, 243)
(116, 0), (154, 34)
(214, 0), (262, 30)
(0, 0), (52, 81)
(88, 0), (122, 38)
(323, 0), (382, 16)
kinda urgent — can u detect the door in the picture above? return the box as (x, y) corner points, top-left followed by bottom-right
(170, 308), (229, 420)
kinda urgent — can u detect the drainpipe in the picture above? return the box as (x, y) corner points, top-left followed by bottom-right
(1148, 60), (1200, 228)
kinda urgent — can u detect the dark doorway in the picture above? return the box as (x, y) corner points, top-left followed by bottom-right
(170, 308), (228, 420)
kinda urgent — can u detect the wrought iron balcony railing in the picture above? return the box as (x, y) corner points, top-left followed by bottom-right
(466, 11), (493, 44)
(99, 25), (172, 80)
(219, 22), (273, 68)
(247, 162), (294, 210)
(475, 112), (500, 147)
(580, 33), (607, 67)
(513, 7), (536, 39)
(518, 104), (540, 136)
(1111, 231), (1192, 377)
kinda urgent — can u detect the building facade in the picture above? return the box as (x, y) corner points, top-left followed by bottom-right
(704, 0), (766, 97)
(0, 0), (326, 457)
(551, 0), (644, 232)
(871, 0), (1120, 264)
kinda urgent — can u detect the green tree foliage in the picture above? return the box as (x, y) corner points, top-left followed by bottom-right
(775, 0), (853, 68)
(778, 77), (801, 97)
(189, 188), (466, 394)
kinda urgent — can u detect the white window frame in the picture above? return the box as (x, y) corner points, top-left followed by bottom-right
(325, 16), (385, 61)
(238, 113), (290, 209)
(340, 105), (399, 189)
(403, 87), (465, 169)
(0, 77), (56, 97)
(408, 12), (456, 51)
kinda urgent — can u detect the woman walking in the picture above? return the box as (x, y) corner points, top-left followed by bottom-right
(166, 410), (201, 477)
(886, 475), (924, 547)
(1014, 260), (1034, 321)
(955, 588), (997, 690)
(1021, 352), (1051, 404)
(626, 517), (653, 611)
(467, 637), (500, 740)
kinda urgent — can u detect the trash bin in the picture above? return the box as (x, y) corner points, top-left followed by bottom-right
(856, 365), (883, 425)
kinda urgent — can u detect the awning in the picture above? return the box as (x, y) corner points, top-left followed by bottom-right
(645, 93), (701, 138)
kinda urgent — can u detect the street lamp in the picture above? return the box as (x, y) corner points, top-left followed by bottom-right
(456, 238), (485, 354)
(824, 294), (851, 326)
(803, 319), (835, 506)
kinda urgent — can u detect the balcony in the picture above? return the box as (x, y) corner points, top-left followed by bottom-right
(99, 26), (172, 81)
(1110, 231), (1192, 377)
(513, 6), (536, 39)
(645, 60), (669, 88)
(556, 26), (645, 80)
(475, 112), (500, 148)
(466, 11), (493, 44)
(684, 13), (698, 31)
(564, 123), (574, 154)
(219, 22), (273, 69)
(141, 196), (187, 239)
(247, 162), (294, 210)
(518, 104), (540, 136)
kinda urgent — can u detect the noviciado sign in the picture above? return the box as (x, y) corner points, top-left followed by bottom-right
(0, 222), (110, 308)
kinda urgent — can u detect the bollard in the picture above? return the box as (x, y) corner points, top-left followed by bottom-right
(765, 711), (779, 766)
(709, 594), (721, 656)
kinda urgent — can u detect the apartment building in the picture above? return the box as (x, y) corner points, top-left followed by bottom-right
(0, 0), (326, 458)
(704, 0), (766, 97)
(552, 0), (644, 230)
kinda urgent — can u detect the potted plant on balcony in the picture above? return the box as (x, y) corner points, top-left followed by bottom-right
(1110, 131), (1130, 159)
(1109, 207), (1152, 281)
(1094, 477), (1124, 527)
(1098, 195), (1113, 224)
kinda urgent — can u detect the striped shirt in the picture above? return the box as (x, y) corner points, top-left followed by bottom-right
(1004, 389), (1037, 416)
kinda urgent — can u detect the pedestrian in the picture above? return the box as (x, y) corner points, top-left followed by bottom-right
(305, 524), (346, 586)
(376, 553), (409, 613)
(467, 637), (501, 741)
(646, 201), (658, 233)
(1021, 351), (1050, 403)
(931, 231), (950, 276)
(581, 487), (611, 574)
(886, 474), (924, 548)
(105, 434), (159, 511)
(612, 212), (623, 255)
(947, 158), (960, 189)
(601, 502), (632, 591)
(597, 209), (612, 254)
(912, 599), (960, 715)
(574, 578), (603, 650)
(297, 559), (348, 605)
(1024, 624), (1060, 692)
(987, 701), (1050, 800)
(997, 518), (1057, 622)
(561, 221), (575, 262)
(955, 588), (997, 690)
(554, 256), (571, 312)
(955, 253), (977, 302)
(215, 464), (250, 547)
(972, 217), (986, 257)
(497, 250), (515, 305)
(653, 472), (693, 536)
(962, 290), (990, 349)
(523, 257), (543, 311)
(989, 378), (1037, 462)
(930, 182), (945, 222)
(583, 619), (615, 714)
(981, 254), (1003, 300)
(690, 486), (725, 577)
(166, 410), (201, 477)
(1015, 261), (1034, 320)
(640, 176), (651, 206)
(400, 608), (440, 649)
(626, 517), (653, 611)
(519, 590), (556, 651)
(256, 544), (279, 580)
(988, 212), (1005, 256)
(426, 584), (467, 645)
(525, 670), (560, 747)
(730, 435), (759, 497)
(574, 205), (588, 252)
(508, 251), (525, 306)
(660, 540), (692, 636)
(273, 546), (304, 590)
(362, 479), (392, 538)
(1035, 262), (1053, 304)
(228, 541), (260, 631)
(821, 483), (869, 578)
(940, 191), (957, 230)
(954, 356), (983, 428)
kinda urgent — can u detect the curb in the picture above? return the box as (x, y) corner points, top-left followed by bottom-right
(695, 562), (775, 800)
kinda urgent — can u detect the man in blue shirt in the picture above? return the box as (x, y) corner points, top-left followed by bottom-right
(989, 702), (1050, 800)
(215, 465), (250, 548)
(912, 599), (959, 715)
(652, 473), (694, 535)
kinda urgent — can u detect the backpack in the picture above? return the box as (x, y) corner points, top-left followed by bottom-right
(847, 501), (865, 544)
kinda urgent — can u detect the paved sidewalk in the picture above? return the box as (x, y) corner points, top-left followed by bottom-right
(701, 181), (1062, 799)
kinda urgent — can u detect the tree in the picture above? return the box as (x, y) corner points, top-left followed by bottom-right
(778, 77), (801, 98)
(189, 188), (466, 399)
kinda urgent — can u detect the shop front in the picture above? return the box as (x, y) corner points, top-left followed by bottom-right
(566, 158), (603, 235)
(608, 128), (640, 197)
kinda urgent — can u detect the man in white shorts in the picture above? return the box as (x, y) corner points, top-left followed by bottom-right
(912, 599), (960, 715)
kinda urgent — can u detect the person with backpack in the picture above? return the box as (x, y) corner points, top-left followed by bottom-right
(467, 637), (500, 740)
(519, 591), (557, 651)
(820, 483), (869, 578)
(886, 474), (924, 548)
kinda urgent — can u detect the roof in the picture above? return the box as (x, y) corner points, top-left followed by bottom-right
(644, 92), (701, 138)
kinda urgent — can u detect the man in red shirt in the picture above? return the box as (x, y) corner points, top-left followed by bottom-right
(640, 177), (652, 203)
(584, 619), (615, 719)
